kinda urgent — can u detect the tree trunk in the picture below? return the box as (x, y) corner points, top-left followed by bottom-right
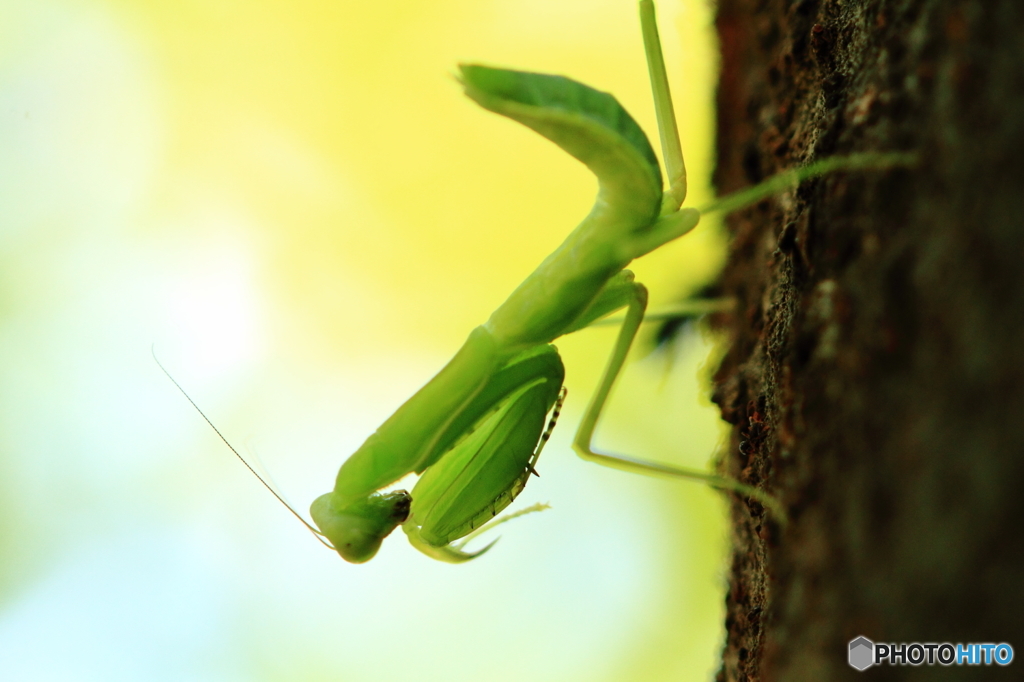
(709, 0), (1024, 679)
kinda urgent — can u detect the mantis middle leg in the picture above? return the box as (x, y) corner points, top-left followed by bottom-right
(569, 278), (786, 519)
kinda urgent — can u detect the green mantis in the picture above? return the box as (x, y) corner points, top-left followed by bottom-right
(308, 0), (749, 563)
(308, 0), (918, 563)
(167, 0), (913, 564)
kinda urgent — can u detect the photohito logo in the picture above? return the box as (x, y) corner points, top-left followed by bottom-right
(848, 636), (1014, 670)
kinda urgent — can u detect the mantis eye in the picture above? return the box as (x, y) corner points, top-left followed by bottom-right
(310, 490), (412, 563)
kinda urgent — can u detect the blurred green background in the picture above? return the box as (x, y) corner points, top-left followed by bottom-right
(0, 0), (733, 679)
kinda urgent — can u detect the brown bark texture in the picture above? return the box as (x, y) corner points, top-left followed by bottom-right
(709, 0), (1024, 680)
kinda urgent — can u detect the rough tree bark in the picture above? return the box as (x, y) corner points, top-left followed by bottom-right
(709, 0), (1024, 680)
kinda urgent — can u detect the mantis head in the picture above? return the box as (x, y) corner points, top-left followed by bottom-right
(310, 490), (412, 563)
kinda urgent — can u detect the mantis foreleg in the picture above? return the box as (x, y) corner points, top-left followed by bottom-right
(400, 348), (565, 563)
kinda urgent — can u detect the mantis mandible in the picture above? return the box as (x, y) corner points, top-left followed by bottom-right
(167, 0), (913, 564)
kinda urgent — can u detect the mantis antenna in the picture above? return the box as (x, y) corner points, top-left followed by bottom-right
(152, 347), (335, 549)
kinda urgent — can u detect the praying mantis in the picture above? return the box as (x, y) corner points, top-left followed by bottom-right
(165, 0), (913, 564)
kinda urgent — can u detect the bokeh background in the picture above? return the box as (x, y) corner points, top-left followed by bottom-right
(0, 0), (734, 679)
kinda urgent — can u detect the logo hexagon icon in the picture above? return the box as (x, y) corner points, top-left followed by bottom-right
(849, 636), (874, 671)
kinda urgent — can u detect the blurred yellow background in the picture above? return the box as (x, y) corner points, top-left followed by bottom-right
(0, 0), (732, 679)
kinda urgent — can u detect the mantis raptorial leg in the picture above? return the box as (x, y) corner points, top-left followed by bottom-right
(169, 0), (915, 563)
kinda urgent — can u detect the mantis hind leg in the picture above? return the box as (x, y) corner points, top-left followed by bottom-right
(570, 280), (787, 521)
